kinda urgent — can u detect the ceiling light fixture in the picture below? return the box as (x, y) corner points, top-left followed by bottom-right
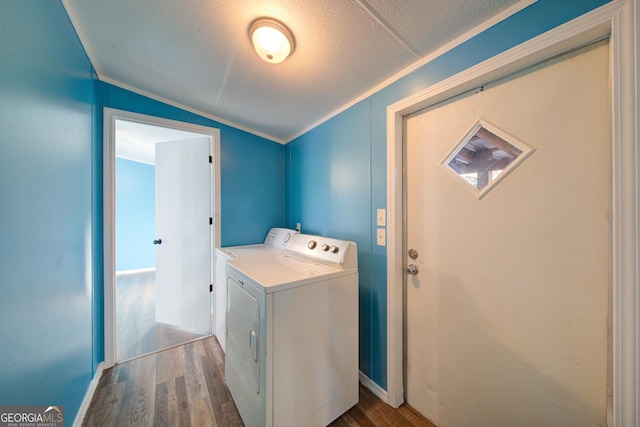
(249, 17), (295, 64)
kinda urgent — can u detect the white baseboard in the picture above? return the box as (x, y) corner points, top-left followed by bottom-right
(73, 362), (104, 427)
(359, 371), (388, 404)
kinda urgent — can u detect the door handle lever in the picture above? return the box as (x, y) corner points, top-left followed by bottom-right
(153, 239), (162, 245)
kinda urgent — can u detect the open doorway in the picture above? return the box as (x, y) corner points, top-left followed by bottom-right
(104, 108), (221, 367)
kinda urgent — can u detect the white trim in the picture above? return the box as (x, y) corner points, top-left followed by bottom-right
(610, 1), (639, 426)
(60, 0), (103, 77)
(115, 267), (155, 276)
(72, 362), (104, 427)
(99, 76), (286, 145)
(440, 118), (536, 200)
(64, 0), (535, 145)
(359, 370), (388, 404)
(386, 2), (638, 427)
(62, 0), (284, 145)
(285, 0), (538, 143)
(103, 107), (222, 368)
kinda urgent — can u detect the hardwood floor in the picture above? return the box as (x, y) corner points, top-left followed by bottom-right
(83, 335), (436, 427)
(116, 271), (203, 361)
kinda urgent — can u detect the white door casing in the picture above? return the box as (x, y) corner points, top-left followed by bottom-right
(103, 108), (221, 368)
(155, 137), (212, 334)
(404, 41), (609, 426)
(386, 1), (639, 426)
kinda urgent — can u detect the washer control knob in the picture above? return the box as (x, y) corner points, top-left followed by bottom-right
(321, 243), (330, 251)
(307, 240), (317, 249)
(329, 245), (339, 254)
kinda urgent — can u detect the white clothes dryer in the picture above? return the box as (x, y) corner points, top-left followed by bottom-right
(225, 233), (359, 427)
(214, 227), (296, 351)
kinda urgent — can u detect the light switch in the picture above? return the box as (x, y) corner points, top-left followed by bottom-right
(376, 228), (386, 246)
(376, 209), (386, 226)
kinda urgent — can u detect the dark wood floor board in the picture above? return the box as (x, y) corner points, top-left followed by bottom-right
(164, 378), (180, 427)
(154, 381), (170, 427)
(116, 271), (204, 362)
(205, 336), (225, 365)
(327, 384), (436, 427)
(201, 344), (234, 405)
(357, 385), (421, 426)
(83, 335), (437, 427)
(189, 397), (217, 426)
(340, 405), (378, 427)
(200, 354), (231, 427)
(331, 412), (360, 426)
(193, 338), (208, 358)
(174, 376), (191, 427)
(83, 380), (126, 427)
(221, 400), (245, 427)
(119, 377), (156, 427)
(182, 342), (210, 404)
(397, 405), (438, 427)
(156, 343), (185, 384)
(116, 353), (158, 426)
(330, 417), (351, 427)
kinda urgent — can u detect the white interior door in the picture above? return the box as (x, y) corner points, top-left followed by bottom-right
(404, 41), (610, 426)
(155, 137), (212, 334)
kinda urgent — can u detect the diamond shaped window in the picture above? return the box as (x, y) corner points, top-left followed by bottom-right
(443, 119), (534, 199)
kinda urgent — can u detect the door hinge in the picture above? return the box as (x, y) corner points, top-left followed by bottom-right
(210, 284), (213, 292)
(209, 217), (213, 225)
(209, 155), (213, 164)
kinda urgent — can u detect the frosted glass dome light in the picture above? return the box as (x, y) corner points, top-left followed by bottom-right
(250, 18), (295, 64)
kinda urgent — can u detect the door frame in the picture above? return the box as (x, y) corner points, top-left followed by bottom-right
(103, 107), (221, 368)
(386, 1), (639, 426)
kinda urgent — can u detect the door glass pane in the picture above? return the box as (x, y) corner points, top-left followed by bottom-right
(443, 120), (534, 198)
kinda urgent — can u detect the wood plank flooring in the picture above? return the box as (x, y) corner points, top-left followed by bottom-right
(83, 335), (436, 427)
(116, 271), (203, 361)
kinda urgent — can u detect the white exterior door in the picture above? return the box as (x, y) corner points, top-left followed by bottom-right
(155, 137), (212, 334)
(404, 41), (610, 426)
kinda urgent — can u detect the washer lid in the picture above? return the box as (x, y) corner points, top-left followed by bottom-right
(227, 253), (356, 294)
(221, 244), (274, 258)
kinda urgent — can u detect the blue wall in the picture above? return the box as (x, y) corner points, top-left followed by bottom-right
(116, 158), (156, 271)
(287, 0), (611, 390)
(0, 1), (285, 422)
(0, 0), (96, 420)
(99, 83), (286, 247)
(286, 100), (376, 375)
(1, 0), (613, 422)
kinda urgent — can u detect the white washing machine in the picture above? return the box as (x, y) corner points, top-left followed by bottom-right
(225, 233), (359, 427)
(214, 228), (297, 351)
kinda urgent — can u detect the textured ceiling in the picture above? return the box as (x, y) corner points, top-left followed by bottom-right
(62, 0), (529, 143)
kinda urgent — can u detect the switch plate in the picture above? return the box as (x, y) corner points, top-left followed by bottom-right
(376, 209), (386, 226)
(376, 228), (386, 246)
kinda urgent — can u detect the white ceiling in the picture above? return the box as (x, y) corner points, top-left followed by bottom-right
(62, 0), (530, 143)
(116, 120), (207, 165)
